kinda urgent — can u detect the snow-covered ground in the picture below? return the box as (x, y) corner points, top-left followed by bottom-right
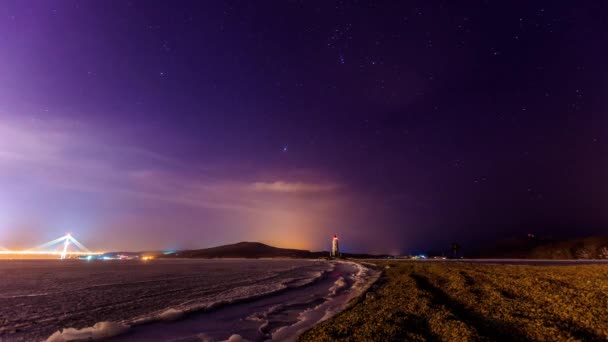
(0, 259), (379, 342)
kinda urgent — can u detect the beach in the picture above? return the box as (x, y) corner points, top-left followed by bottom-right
(301, 260), (608, 341)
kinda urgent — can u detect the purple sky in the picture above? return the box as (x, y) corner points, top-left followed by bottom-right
(0, 1), (606, 254)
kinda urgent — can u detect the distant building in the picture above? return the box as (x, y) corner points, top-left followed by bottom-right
(331, 234), (340, 257)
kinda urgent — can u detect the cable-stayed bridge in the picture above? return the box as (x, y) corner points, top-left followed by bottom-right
(0, 234), (103, 259)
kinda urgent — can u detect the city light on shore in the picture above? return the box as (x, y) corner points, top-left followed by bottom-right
(0, 234), (104, 259)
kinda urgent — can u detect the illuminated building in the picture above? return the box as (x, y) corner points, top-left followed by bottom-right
(331, 234), (340, 257)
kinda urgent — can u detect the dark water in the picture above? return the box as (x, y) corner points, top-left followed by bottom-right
(0, 259), (378, 342)
(109, 261), (374, 342)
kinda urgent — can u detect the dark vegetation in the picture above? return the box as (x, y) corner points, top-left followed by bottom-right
(472, 236), (608, 259)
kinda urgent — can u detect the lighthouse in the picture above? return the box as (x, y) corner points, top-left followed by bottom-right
(331, 234), (340, 258)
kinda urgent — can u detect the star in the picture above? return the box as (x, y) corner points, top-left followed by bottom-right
(282, 145), (288, 152)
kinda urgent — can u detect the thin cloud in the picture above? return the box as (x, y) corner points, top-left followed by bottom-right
(251, 181), (340, 193)
(0, 117), (343, 217)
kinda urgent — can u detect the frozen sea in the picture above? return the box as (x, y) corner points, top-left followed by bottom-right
(0, 259), (378, 342)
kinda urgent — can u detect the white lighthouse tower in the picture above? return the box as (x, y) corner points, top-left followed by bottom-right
(331, 234), (340, 258)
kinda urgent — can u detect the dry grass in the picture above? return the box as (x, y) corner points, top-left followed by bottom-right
(300, 261), (608, 341)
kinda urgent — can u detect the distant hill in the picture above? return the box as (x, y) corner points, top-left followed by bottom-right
(162, 241), (388, 259)
(473, 236), (608, 259)
(164, 241), (325, 259)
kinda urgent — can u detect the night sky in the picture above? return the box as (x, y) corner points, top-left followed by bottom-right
(0, 1), (606, 254)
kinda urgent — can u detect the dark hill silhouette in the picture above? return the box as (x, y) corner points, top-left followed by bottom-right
(162, 241), (388, 259)
(165, 241), (324, 259)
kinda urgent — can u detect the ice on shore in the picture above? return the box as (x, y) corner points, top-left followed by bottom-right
(221, 334), (251, 342)
(159, 308), (184, 321)
(46, 321), (129, 342)
(194, 333), (251, 342)
(328, 276), (347, 296)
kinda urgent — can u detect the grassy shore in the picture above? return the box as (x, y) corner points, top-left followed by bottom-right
(300, 261), (608, 341)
